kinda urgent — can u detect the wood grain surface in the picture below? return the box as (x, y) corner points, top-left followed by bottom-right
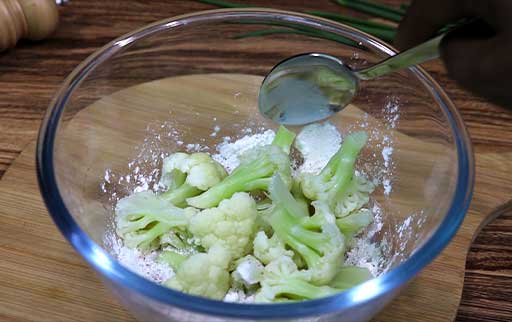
(0, 1), (510, 321)
(0, 73), (509, 322)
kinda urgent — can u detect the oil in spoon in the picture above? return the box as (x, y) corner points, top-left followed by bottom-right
(258, 53), (357, 125)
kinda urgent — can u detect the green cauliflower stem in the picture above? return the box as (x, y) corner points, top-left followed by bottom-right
(301, 200), (372, 239)
(164, 245), (231, 300)
(158, 250), (188, 270)
(291, 179), (311, 217)
(253, 231), (294, 265)
(271, 125), (297, 154)
(271, 176), (309, 219)
(269, 175), (345, 285)
(186, 126), (295, 209)
(336, 208), (373, 238)
(160, 152), (227, 207)
(301, 131), (368, 217)
(329, 266), (373, 290)
(255, 256), (341, 302)
(188, 192), (258, 259)
(115, 191), (189, 250)
(255, 209), (274, 237)
(159, 225), (202, 256)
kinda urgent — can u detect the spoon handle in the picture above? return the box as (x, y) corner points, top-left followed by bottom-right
(354, 34), (443, 80)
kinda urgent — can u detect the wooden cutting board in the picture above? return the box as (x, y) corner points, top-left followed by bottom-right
(0, 74), (510, 322)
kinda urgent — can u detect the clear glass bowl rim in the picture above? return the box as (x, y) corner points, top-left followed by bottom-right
(36, 8), (475, 319)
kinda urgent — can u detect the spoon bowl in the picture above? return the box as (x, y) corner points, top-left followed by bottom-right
(259, 35), (444, 124)
(259, 53), (358, 125)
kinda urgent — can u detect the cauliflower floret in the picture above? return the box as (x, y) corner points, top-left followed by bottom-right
(160, 152), (227, 207)
(269, 176), (346, 285)
(164, 245), (231, 300)
(301, 131), (370, 218)
(255, 256), (339, 303)
(335, 175), (375, 217)
(115, 191), (189, 250)
(253, 231), (293, 265)
(186, 126), (295, 209)
(189, 192), (257, 259)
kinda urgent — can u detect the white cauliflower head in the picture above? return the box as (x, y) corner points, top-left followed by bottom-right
(160, 152), (227, 191)
(164, 245), (231, 300)
(334, 174), (375, 218)
(114, 191), (188, 250)
(253, 231), (294, 265)
(189, 192), (257, 259)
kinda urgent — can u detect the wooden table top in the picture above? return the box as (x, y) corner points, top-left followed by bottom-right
(0, 1), (510, 321)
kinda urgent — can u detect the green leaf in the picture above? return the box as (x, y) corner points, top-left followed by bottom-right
(232, 28), (359, 47)
(332, 0), (403, 22)
(196, 0), (252, 8)
(306, 10), (397, 30)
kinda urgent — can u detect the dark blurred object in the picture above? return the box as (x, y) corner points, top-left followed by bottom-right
(0, 0), (59, 52)
(396, 0), (512, 109)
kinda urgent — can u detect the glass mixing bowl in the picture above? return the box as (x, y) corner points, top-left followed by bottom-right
(36, 9), (474, 322)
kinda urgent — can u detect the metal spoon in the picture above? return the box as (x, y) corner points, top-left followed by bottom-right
(258, 35), (443, 125)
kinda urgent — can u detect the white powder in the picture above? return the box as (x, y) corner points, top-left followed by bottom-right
(186, 143), (208, 152)
(345, 203), (385, 277)
(382, 146), (393, 168)
(295, 122), (342, 174)
(382, 178), (392, 195)
(107, 233), (174, 284)
(384, 98), (400, 129)
(212, 130), (275, 173)
(345, 241), (383, 277)
(224, 288), (255, 303)
(210, 125), (221, 137)
(100, 121), (187, 201)
(379, 97), (400, 196)
(380, 139), (394, 196)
